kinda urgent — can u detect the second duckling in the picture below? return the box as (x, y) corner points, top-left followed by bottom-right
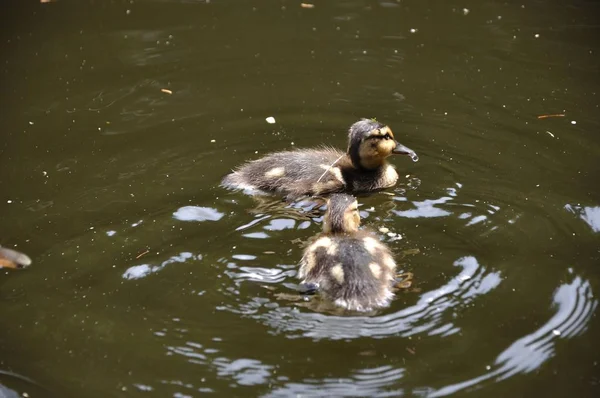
(222, 119), (418, 200)
(297, 194), (399, 312)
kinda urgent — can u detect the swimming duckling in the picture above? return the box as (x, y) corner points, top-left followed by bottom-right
(0, 246), (32, 270)
(297, 194), (398, 312)
(222, 119), (418, 200)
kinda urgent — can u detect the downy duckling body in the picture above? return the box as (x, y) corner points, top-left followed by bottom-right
(0, 246), (32, 270)
(297, 194), (397, 312)
(222, 119), (418, 200)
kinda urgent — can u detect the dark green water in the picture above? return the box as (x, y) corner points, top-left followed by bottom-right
(1, 0), (599, 396)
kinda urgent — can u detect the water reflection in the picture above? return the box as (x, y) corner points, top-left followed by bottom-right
(565, 204), (600, 233)
(431, 275), (597, 396)
(221, 256), (500, 339)
(265, 366), (405, 398)
(122, 252), (200, 280)
(212, 269), (596, 396)
(392, 182), (507, 232)
(173, 206), (224, 222)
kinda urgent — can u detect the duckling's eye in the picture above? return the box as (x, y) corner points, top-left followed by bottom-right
(383, 134), (392, 140)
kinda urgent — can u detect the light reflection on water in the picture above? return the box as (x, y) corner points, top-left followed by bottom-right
(112, 179), (597, 395)
(223, 256), (500, 340)
(392, 182), (511, 232)
(565, 204), (600, 233)
(264, 366), (406, 398)
(205, 272), (594, 396)
(431, 275), (597, 397)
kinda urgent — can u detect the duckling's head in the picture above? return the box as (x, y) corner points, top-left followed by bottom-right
(0, 246), (32, 269)
(323, 194), (360, 234)
(347, 119), (417, 170)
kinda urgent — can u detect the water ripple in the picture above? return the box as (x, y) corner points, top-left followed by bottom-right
(565, 204), (600, 232)
(392, 183), (512, 234)
(122, 252), (200, 280)
(265, 366), (405, 398)
(222, 256), (501, 340)
(431, 275), (597, 396)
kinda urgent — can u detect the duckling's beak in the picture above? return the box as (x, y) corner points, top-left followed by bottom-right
(392, 142), (419, 161)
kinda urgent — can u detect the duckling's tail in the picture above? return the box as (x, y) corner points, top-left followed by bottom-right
(333, 283), (394, 312)
(0, 247), (32, 269)
(316, 269), (394, 312)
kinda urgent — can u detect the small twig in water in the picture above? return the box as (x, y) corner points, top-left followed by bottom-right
(136, 250), (150, 259)
(537, 114), (565, 119)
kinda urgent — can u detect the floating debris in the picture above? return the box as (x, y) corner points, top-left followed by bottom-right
(300, 3), (315, 8)
(537, 114), (565, 119)
(161, 88), (173, 94)
(266, 116), (276, 124)
(136, 250), (150, 259)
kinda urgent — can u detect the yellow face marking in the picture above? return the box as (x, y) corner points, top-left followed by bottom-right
(265, 167), (285, 178)
(330, 263), (344, 283)
(363, 237), (380, 255)
(378, 126), (394, 138)
(369, 262), (382, 278)
(358, 126), (397, 169)
(381, 254), (396, 271)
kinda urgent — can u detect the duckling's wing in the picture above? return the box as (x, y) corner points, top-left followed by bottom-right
(222, 148), (347, 198)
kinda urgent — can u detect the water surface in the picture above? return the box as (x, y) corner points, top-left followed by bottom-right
(1, 0), (599, 397)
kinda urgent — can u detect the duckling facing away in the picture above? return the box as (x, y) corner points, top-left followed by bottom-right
(222, 119), (418, 200)
(0, 246), (32, 270)
(297, 194), (398, 312)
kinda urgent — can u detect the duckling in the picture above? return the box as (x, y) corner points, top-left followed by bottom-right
(297, 193), (399, 312)
(222, 119), (418, 200)
(0, 246), (32, 270)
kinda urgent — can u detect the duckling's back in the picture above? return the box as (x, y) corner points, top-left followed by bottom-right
(222, 147), (350, 199)
(298, 232), (396, 312)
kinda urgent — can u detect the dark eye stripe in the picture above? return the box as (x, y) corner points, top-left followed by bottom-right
(365, 134), (391, 141)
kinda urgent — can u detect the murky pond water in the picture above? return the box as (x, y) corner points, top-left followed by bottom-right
(2, 0), (599, 396)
